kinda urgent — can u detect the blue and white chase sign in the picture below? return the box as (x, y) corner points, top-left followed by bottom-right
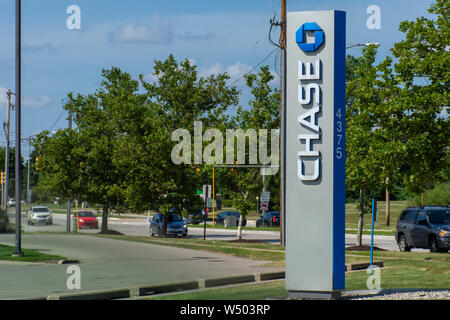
(285, 10), (346, 298)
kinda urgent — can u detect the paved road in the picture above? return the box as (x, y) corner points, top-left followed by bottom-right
(9, 211), (402, 250)
(0, 233), (281, 299)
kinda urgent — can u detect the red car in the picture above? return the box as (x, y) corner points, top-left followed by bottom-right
(73, 211), (99, 229)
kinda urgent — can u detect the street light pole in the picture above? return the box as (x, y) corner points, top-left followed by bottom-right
(67, 109), (72, 233)
(27, 139), (30, 204)
(13, 0), (23, 257)
(4, 90), (12, 212)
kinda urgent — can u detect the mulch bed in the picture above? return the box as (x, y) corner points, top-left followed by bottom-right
(346, 245), (387, 251)
(97, 229), (124, 235)
(228, 239), (264, 244)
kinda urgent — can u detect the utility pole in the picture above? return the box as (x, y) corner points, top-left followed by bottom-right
(13, 0), (23, 257)
(280, 0), (287, 246)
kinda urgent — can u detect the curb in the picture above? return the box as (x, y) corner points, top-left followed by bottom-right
(345, 261), (384, 272)
(130, 280), (198, 297)
(58, 259), (80, 265)
(204, 274), (255, 288)
(47, 287), (131, 300)
(42, 270), (285, 300)
(340, 289), (385, 298)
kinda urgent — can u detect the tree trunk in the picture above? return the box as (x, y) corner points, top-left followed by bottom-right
(101, 206), (109, 232)
(161, 213), (169, 236)
(236, 214), (244, 240)
(356, 188), (365, 246)
(385, 177), (390, 226)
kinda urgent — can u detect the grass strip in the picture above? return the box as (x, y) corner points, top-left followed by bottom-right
(89, 234), (286, 262)
(147, 250), (450, 300)
(0, 243), (66, 263)
(345, 250), (450, 291)
(147, 280), (288, 300)
(189, 224), (280, 232)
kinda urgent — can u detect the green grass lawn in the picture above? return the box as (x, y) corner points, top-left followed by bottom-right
(0, 243), (65, 263)
(345, 250), (450, 291)
(188, 224), (280, 232)
(345, 200), (408, 230)
(146, 250), (450, 300)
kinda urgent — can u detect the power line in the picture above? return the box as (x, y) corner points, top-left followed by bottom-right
(230, 48), (278, 87)
(249, 0), (275, 65)
(48, 108), (65, 132)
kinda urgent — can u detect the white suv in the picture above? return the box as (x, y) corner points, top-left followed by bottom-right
(7, 198), (15, 207)
(27, 206), (53, 225)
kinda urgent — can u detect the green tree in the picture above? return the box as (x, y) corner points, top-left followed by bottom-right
(391, 0), (449, 193)
(130, 55), (239, 234)
(216, 66), (280, 239)
(345, 0), (449, 233)
(346, 45), (390, 245)
(34, 68), (146, 232)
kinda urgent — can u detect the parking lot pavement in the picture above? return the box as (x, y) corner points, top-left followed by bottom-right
(0, 233), (282, 299)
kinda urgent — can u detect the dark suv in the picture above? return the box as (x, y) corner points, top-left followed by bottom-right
(396, 207), (450, 253)
(256, 211), (280, 227)
(215, 211), (246, 226)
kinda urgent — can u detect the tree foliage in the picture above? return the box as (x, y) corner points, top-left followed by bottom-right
(391, 0), (449, 192)
(33, 55), (239, 233)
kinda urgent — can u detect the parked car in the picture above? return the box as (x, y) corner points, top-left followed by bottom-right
(188, 209), (206, 225)
(256, 211), (280, 227)
(72, 211), (98, 229)
(27, 206), (53, 225)
(215, 211), (246, 226)
(396, 206), (450, 253)
(7, 198), (15, 208)
(150, 213), (188, 237)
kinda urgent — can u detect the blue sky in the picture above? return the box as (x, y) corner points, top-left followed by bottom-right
(0, 0), (436, 145)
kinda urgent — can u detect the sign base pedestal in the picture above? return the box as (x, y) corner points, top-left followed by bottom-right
(289, 290), (342, 300)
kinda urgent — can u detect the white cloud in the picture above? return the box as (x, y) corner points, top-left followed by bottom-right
(0, 87), (7, 105)
(22, 95), (51, 108)
(177, 31), (215, 41)
(226, 62), (252, 82)
(143, 72), (162, 83)
(199, 63), (225, 78)
(0, 87), (51, 109)
(143, 60), (278, 89)
(199, 62), (261, 86)
(110, 15), (174, 45)
(23, 42), (58, 54)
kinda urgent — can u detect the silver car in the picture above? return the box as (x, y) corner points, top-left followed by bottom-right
(27, 206), (53, 225)
(150, 213), (188, 237)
